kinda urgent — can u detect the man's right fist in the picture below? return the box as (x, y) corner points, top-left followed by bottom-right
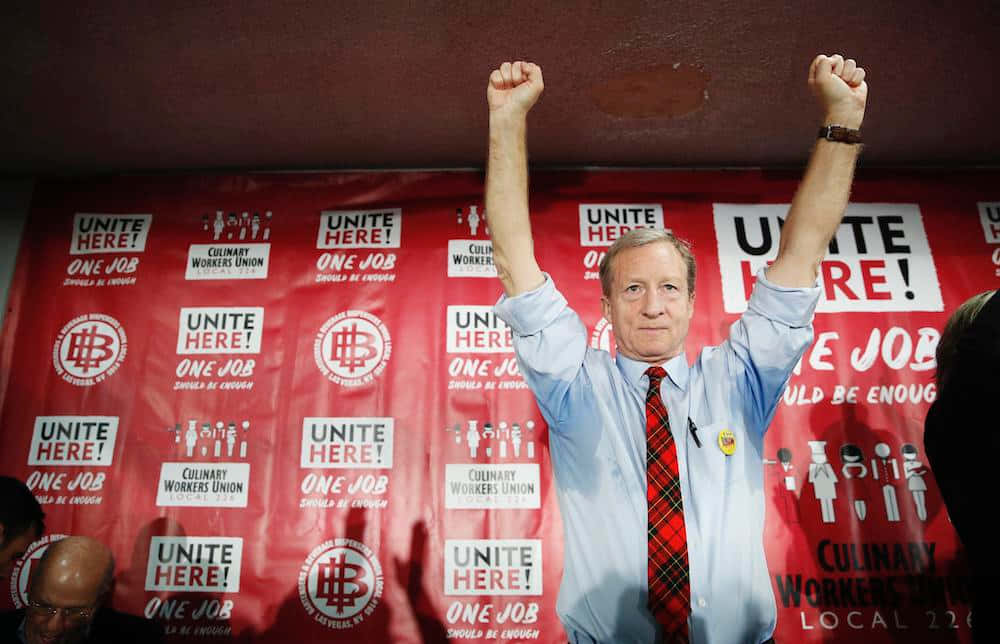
(487, 61), (544, 118)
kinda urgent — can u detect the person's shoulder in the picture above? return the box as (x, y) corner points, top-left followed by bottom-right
(90, 607), (164, 643)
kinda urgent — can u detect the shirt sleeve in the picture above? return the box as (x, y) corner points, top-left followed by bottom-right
(716, 269), (821, 435)
(494, 273), (589, 427)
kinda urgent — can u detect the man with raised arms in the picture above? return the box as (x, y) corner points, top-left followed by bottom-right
(487, 55), (867, 643)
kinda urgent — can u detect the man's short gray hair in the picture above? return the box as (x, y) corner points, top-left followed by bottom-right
(598, 228), (696, 298)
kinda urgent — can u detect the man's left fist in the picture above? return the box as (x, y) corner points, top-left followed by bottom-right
(809, 54), (867, 130)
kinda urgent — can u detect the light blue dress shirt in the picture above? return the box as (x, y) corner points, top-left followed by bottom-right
(495, 270), (820, 644)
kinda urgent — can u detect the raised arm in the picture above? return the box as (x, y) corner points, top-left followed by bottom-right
(485, 61), (546, 296)
(766, 54), (869, 287)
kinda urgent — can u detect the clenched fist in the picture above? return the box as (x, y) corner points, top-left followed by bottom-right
(809, 54), (868, 130)
(487, 61), (544, 120)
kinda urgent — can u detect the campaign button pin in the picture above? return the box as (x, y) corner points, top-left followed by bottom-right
(717, 429), (736, 455)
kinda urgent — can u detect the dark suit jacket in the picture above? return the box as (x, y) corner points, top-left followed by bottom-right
(0, 607), (164, 644)
(924, 289), (1000, 643)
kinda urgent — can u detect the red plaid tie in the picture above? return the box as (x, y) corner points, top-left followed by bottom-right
(645, 366), (690, 642)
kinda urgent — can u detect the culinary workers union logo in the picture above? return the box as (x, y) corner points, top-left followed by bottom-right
(298, 539), (383, 628)
(52, 314), (127, 386)
(314, 311), (391, 387)
(9, 534), (68, 607)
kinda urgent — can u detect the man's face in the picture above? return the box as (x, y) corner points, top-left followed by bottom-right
(0, 527), (38, 581)
(601, 242), (695, 365)
(24, 575), (99, 644)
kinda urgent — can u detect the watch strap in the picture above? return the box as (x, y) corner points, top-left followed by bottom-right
(818, 125), (862, 144)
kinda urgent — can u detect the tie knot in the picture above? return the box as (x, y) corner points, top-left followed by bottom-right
(645, 366), (666, 388)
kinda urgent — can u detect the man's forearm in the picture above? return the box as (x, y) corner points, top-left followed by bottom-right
(767, 139), (861, 287)
(767, 53), (868, 288)
(486, 114), (544, 296)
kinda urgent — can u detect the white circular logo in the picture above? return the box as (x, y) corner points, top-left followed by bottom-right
(8, 534), (68, 607)
(53, 314), (127, 386)
(298, 539), (383, 627)
(314, 311), (391, 387)
(590, 318), (616, 357)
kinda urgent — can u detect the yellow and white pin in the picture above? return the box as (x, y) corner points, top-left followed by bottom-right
(717, 429), (736, 455)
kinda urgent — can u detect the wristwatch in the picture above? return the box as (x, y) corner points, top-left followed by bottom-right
(818, 125), (862, 144)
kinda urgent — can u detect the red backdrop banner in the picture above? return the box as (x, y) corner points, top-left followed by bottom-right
(1, 170), (998, 642)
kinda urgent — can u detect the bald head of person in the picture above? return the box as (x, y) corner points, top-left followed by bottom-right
(24, 537), (114, 644)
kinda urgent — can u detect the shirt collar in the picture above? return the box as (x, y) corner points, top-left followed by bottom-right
(616, 349), (690, 392)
